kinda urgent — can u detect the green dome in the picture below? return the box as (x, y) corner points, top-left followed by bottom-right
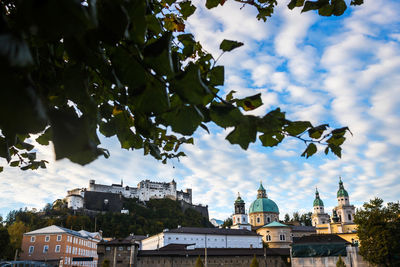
(313, 189), (324, 207)
(337, 178), (349, 197)
(313, 198), (324, 207)
(249, 198), (279, 214)
(235, 195), (244, 204)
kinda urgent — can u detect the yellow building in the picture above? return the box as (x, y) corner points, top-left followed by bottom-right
(313, 178), (359, 244)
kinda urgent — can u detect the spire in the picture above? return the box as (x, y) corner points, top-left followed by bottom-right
(257, 181), (267, 199)
(313, 187), (324, 207)
(235, 192), (244, 204)
(337, 176), (349, 197)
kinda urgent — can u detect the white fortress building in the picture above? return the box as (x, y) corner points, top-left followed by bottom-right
(66, 179), (192, 210)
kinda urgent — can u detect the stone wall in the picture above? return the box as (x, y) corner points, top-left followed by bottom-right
(137, 255), (289, 267)
(179, 200), (209, 219)
(291, 247), (372, 267)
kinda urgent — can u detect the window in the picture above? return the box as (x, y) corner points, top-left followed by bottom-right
(267, 217), (271, 223)
(55, 245), (61, 252)
(118, 246), (123, 251)
(106, 247), (111, 251)
(57, 235), (62, 241)
(257, 217), (260, 223)
(348, 214), (352, 220)
(43, 245), (49, 253)
(279, 234), (286, 241)
(29, 246), (34, 254)
(45, 235), (50, 242)
(266, 235), (271, 241)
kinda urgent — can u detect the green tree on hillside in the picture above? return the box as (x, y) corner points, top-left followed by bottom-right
(354, 198), (400, 267)
(0, 225), (13, 260)
(0, 0), (360, 172)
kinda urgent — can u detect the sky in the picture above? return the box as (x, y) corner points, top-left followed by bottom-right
(1, 0), (400, 224)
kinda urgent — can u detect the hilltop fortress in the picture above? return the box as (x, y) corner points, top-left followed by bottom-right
(65, 179), (208, 218)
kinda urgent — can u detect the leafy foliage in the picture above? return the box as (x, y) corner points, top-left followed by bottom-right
(336, 255), (346, 267)
(195, 256), (205, 267)
(250, 254), (259, 267)
(354, 198), (400, 267)
(221, 217), (233, 228)
(0, 0), (360, 172)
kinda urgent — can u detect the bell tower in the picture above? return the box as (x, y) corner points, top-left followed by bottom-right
(231, 193), (251, 230)
(311, 188), (330, 226)
(335, 177), (355, 223)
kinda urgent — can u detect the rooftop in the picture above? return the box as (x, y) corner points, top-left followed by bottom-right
(292, 234), (350, 244)
(24, 225), (101, 240)
(165, 227), (259, 236)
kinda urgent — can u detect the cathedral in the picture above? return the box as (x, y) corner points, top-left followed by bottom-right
(229, 177), (359, 248)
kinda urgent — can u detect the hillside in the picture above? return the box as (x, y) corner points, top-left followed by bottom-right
(0, 198), (213, 260)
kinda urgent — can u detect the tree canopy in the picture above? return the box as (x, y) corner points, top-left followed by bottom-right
(354, 198), (400, 267)
(0, 0), (363, 171)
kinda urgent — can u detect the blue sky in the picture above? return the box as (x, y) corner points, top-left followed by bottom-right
(1, 0), (400, 223)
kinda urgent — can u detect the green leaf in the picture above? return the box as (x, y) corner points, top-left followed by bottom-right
(110, 47), (146, 89)
(10, 161), (20, 167)
(144, 32), (174, 76)
(285, 121), (312, 136)
(180, 1), (197, 19)
(288, 0), (305, 9)
(219, 39), (244, 52)
(178, 34), (196, 57)
(226, 117), (257, 149)
(161, 105), (203, 135)
(350, 0), (363, 6)
(308, 124), (328, 139)
(235, 93), (263, 111)
(259, 133), (284, 147)
(209, 102), (244, 128)
(0, 34), (33, 67)
(226, 90), (236, 102)
(48, 108), (101, 165)
(206, 0), (221, 9)
(97, 0), (129, 44)
(171, 63), (211, 105)
(328, 144), (342, 158)
(332, 0), (347, 16)
(301, 143), (317, 158)
(302, 1), (319, 12)
(36, 128), (52, 146)
(327, 136), (345, 146)
(208, 66), (224, 86)
(318, 4), (333, 16)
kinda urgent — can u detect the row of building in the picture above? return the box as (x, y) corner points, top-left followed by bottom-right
(16, 177), (368, 267)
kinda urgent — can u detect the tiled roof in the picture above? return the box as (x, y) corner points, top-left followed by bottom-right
(98, 235), (147, 245)
(291, 225), (316, 232)
(165, 227), (259, 236)
(292, 234), (350, 244)
(261, 221), (289, 228)
(24, 225), (101, 240)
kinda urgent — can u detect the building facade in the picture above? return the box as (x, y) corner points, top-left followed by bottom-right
(141, 227), (263, 250)
(66, 179), (192, 210)
(256, 222), (292, 248)
(19, 225), (101, 266)
(314, 178), (359, 244)
(311, 188), (331, 226)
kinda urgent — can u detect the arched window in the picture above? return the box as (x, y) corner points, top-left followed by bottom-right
(267, 217), (271, 223)
(238, 217), (241, 223)
(266, 235), (271, 241)
(348, 214), (352, 221)
(257, 217), (260, 223)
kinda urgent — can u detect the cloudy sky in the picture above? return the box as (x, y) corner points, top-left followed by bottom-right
(1, 0), (400, 223)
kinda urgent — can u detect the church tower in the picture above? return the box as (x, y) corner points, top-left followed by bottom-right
(335, 177), (355, 223)
(311, 188), (330, 226)
(231, 193), (251, 230)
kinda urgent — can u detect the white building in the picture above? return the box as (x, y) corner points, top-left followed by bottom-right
(141, 227), (262, 250)
(231, 193), (252, 231)
(66, 179), (192, 210)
